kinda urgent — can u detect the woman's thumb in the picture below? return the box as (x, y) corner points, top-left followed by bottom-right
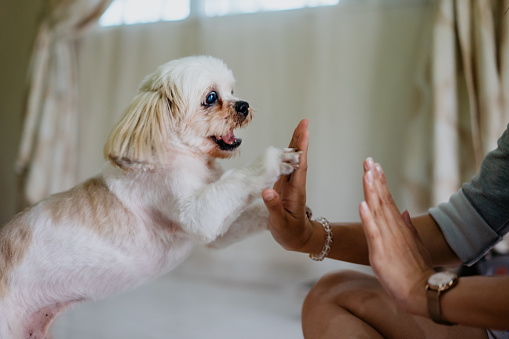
(262, 189), (283, 215)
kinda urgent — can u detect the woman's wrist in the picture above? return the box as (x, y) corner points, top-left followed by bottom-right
(296, 219), (327, 255)
(401, 271), (435, 317)
(309, 217), (332, 261)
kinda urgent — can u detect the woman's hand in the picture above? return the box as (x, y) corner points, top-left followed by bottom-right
(262, 119), (315, 252)
(358, 158), (435, 316)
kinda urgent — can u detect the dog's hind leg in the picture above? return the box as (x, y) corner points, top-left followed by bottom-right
(23, 300), (82, 339)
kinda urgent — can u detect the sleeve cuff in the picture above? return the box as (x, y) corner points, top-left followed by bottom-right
(429, 190), (502, 266)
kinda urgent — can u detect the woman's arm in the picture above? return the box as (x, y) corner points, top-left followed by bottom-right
(293, 213), (459, 267)
(441, 275), (509, 329)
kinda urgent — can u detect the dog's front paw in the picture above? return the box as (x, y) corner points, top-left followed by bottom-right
(250, 147), (301, 189)
(280, 148), (301, 175)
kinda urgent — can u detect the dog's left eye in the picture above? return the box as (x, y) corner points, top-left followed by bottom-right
(205, 92), (218, 106)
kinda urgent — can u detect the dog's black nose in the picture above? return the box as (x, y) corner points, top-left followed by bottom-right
(235, 101), (250, 117)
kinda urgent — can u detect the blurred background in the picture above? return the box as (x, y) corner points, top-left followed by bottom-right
(1, 0), (508, 338)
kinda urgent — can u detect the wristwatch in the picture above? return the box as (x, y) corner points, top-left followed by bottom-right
(425, 271), (458, 325)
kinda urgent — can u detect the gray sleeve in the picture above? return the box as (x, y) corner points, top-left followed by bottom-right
(429, 123), (509, 266)
(429, 191), (502, 266)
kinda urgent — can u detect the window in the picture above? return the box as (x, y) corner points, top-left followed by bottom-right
(100, 0), (339, 26)
(99, 0), (190, 26)
(205, 0), (339, 17)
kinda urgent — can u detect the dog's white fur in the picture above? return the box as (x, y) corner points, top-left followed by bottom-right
(0, 55), (299, 339)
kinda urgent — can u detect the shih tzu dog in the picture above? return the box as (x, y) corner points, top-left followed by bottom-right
(0, 55), (300, 338)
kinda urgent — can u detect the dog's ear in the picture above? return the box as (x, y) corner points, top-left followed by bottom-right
(104, 90), (171, 170)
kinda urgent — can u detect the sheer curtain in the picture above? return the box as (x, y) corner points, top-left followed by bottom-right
(403, 0), (509, 214)
(76, 1), (431, 274)
(16, 0), (113, 205)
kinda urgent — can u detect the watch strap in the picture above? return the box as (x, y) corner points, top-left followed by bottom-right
(426, 288), (456, 325)
(425, 275), (458, 326)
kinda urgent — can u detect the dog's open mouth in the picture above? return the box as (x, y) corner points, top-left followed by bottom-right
(211, 129), (242, 151)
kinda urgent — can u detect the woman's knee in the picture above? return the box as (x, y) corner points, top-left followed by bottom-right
(307, 270), (375, 297)
(303, 270), (381, 313)
(302, 270), (386, 338)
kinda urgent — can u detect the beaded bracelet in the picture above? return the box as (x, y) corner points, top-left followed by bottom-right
(309, 217), (333, 261)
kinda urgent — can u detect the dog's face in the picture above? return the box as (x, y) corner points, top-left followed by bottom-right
(163, 57), (253, 159)
(104, 56), (253, 169)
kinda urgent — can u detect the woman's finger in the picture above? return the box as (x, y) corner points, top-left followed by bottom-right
(363, 167), (384, 221)
(402, 209), (420, 239)
(288, 120), (309, 186)
(373, 163), (401, 220)
(282, 120), (309, 209)
(359, 200), (382, 253)
(274, 119), (308, 192)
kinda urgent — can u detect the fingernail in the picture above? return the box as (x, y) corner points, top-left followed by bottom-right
(360, 201), (370, 215)
(366, 170), (374, 185)
(364, 157), (374, 170)
(263, 191), (275, 201)
(375, 164), (383, 177)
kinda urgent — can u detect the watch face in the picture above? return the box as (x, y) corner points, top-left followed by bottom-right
(428, 271), (457, 288)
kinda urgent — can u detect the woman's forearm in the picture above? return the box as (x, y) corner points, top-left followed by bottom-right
(411, 214), (461, 267)
(300, 213), (460, 267)
(326, 222), (371, 265)
(440, 275), (509, 329)
(295, 220), (370, 265)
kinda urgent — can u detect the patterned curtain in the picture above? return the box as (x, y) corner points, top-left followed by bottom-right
(403, 0), (509, 213)
(16, 0), (113, 205)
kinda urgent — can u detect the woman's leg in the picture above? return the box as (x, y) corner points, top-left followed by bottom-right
(302, 270), (488, 339)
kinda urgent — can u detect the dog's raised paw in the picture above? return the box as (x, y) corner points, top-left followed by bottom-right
(248, 147), (301, 189)
(280, 148), (301, 175)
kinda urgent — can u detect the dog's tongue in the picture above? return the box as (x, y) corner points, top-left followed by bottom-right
(218, 130), (237, 145)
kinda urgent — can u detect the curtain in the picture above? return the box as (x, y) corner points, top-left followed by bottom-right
(16, 0), (113, 205)
(403, 0), (509, 213)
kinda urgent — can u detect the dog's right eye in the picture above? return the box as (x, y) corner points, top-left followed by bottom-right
(205, 92), (218, 106)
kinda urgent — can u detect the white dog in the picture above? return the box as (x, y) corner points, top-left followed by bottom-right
(0, 55), (300, 339)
